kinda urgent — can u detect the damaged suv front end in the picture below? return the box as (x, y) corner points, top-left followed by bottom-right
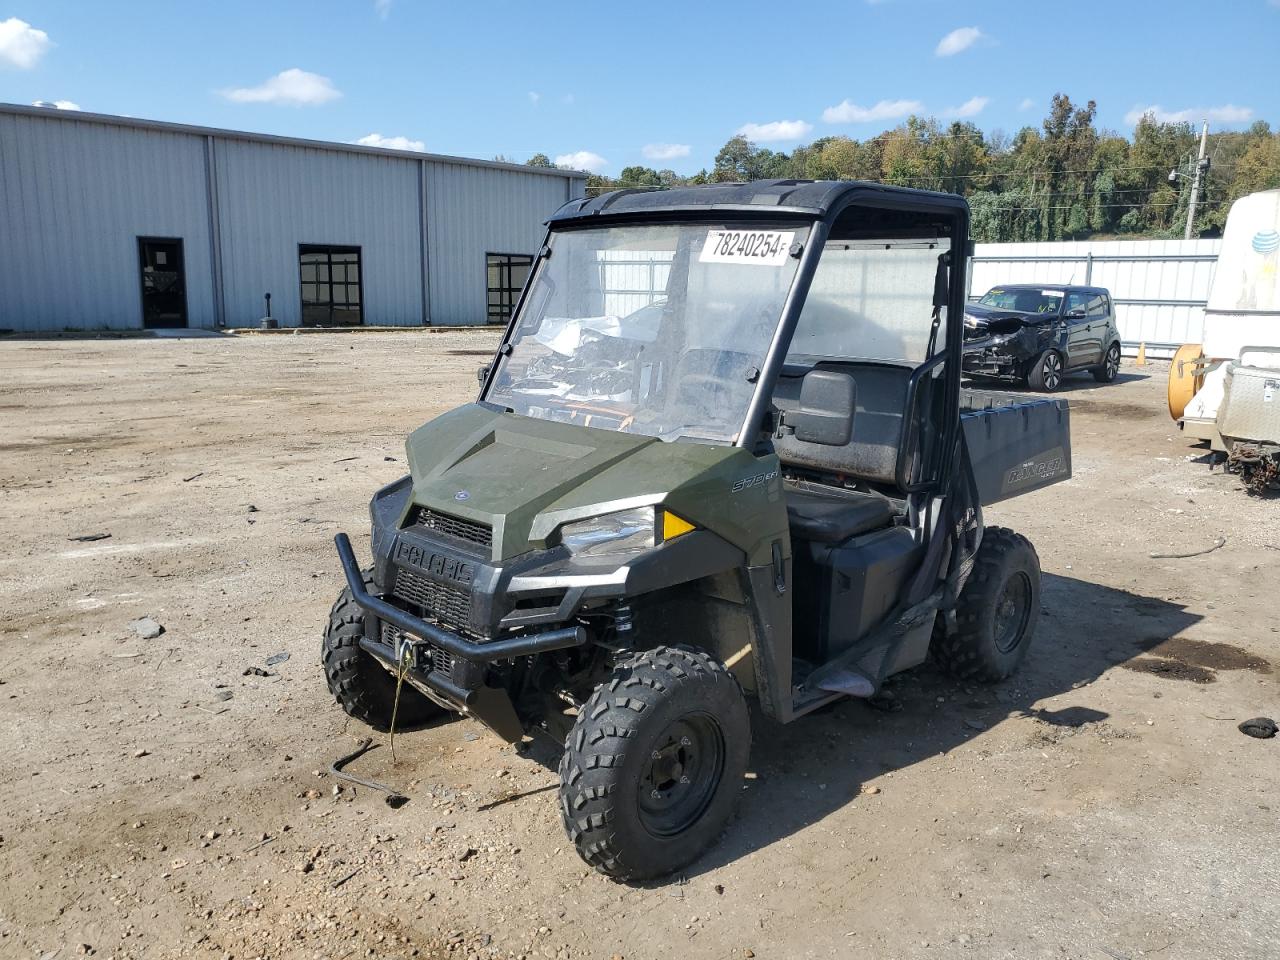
(961, 305), (1059, 379)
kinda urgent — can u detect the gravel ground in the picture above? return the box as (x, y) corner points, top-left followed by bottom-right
(0, 332), (1277, 960)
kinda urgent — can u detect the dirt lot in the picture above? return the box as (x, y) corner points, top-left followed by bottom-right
(1, 332), (1278, 960)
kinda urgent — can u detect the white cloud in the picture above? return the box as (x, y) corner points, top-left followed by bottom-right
(0, 17), (51, 69)
(1124, 103), (1254, 126)
(642, 142), (691, 161)
(355, 132), (425, 152)
(735, 119), (813, 142)
(555, 150), (609, 173)
(1018, 97), (1035, 112)
(822, 98), (923, 124)
(32, 99), (80, 110)
(528, 91), (541, 105)
(220, 68), (341, 106)
(935, 26), (984, 57)
(945, 96), (990, 119)
(374, 0), (392, 18)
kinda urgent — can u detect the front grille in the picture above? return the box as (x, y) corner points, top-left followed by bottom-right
(391, 567), (473, 634)
(408, 508), (492, 551)
(382, 622), (454, 678)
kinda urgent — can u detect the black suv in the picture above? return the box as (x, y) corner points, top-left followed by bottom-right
(962, 284), (1122, 391)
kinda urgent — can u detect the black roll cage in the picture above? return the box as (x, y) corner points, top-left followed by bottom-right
(478, 182), (971, 497)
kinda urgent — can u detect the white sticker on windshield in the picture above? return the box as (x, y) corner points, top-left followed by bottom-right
(1041, 290), (1064, 297)
(699, 230), (795, 266)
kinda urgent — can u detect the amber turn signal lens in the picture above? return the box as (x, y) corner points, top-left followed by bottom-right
(661, 510), (695, 542)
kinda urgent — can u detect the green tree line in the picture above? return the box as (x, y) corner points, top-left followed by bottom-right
(528, 94), (1280, 243)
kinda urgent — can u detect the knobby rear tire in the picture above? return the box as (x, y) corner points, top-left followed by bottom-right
(933, 527), (1041, 682)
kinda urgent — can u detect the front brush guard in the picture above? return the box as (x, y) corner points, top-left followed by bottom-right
(335, 533), (593, 742)
(335, 533), (589, 662)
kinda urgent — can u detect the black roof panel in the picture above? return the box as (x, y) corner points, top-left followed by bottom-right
(548, 179), (968, 225)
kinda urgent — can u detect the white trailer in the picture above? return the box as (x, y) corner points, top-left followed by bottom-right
(1169, 190), (1280, 493)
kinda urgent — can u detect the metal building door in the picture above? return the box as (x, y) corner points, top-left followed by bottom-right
(138, 238), (189, 329)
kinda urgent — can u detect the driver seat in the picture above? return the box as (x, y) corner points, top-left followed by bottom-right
(784, 482), (897, 544)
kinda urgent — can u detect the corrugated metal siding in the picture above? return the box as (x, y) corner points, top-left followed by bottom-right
(0, 112), (215, 331)
(214, 139), (424, 327)
(970, 239), (1221, 359)
(1, 105), (585, 333)
(426, 163), (576, 325)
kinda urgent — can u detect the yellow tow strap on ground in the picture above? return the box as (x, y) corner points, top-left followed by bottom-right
(389, 644), (411, 762)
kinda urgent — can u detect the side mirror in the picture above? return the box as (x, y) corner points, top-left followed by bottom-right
(787, 370), (856, 445)
(477, 364), (490, 384)
(1064, 310), (1086, 320)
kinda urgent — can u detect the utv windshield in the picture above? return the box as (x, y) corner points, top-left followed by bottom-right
(486, 222), (809, 443)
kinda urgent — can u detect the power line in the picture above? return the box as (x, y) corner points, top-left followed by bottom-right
(584, 178), (1232, 213)
(588, 177), (1229, 198)
(971, 200), (1228, 212)
(875, 166), (1199, 182)
(590, 165), (1221, 191)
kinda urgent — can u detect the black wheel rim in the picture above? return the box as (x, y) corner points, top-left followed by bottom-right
(993, 571), (1033, 653)
(638, 713), (725, 838)
(1106, 345), (1120, 378)
(1042, 353), (1062, 390)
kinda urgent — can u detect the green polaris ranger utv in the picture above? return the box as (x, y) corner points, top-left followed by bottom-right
(322, 180), (1071, 881)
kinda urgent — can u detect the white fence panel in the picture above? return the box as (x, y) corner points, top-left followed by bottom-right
(969, 239), (1221, 359)
(598, 250), (673, 317)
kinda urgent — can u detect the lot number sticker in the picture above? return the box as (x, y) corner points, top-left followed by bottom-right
(700, 230), (795, 266)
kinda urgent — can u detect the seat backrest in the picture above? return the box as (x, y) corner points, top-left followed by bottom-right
(772, 361), (912, 485)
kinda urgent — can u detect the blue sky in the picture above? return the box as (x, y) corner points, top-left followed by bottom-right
(2, 1), (1278, 175)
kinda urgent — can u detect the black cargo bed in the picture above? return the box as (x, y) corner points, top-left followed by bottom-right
(960, 390), (1071, 505)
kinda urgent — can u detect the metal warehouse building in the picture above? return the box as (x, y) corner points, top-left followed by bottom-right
(0, 103), (587, 332)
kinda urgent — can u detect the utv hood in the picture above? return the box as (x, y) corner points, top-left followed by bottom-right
(401, 404), (756, 560)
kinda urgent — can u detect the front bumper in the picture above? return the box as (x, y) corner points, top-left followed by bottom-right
(336, 533), (590, 664)
(963, 324), (1056, 380)
(336, 533), (591, 742)
(962, 343), (1024, 379)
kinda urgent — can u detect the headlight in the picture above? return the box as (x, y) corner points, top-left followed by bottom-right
(559, 507), (656, 558)
(558, 507), (696, 558)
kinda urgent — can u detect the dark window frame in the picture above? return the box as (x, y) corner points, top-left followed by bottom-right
(137, 236), (189, 329)
(298, 244), (364, 327)
(486, 252), (534, 325)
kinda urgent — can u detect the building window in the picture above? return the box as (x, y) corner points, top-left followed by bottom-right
(299, 245), (362, 327)
(487, 253), (534, 324)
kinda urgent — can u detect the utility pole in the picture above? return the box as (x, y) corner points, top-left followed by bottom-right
(1185, 119), (1209, 240)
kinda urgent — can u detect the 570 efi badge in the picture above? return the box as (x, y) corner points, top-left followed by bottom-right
(731, 468), (778, 493)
